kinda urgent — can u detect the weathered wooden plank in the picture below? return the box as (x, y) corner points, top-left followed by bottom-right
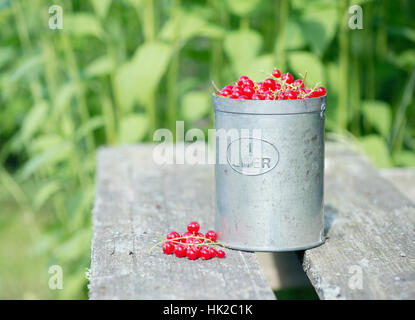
(380, 168), (415, 202)
(302, 142), (415, 300)
(89, 145), (275, 300)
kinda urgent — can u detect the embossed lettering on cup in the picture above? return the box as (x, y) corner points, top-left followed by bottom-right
(227, 138), (279, 176)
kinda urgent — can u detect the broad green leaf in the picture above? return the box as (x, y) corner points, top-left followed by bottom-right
(361, 100), (392, 139)
(181, 91), (210, 122)
(119, 114), (149, 143)
(159, 11), (224, 43)
(393, 151), (415, 167)
(19, 142), (73, 179)
(91, 0), (112, 18)
(224, 30), (263, 76)
(28, 134), (64, 154)
(59, 271), (89, 300)
(64, 14), (103, 38)
(245, 54), (274, 82)
(325, 62), (340, 124)
(85, 56), (114, 78)
(225, 0), (261, 16)
(0, 47), (14, 69)
(285, 18), (307, 50)
(300, 8), (338, 56)
(10, 55), (43, 83)
(34, 181), (62, 209)
(54, 83), (76, 115)
(287, 51), (325, 87)
(326, 62), (340, 98)
(115, 42), (172, 111)
(389, 26), (415, 44)
(349, 0), (373, 5)
(291, 0), (341, 10)
(65, 188), (93, 226)
(21, 101), (49, 142)
(53, 228), (91, 263)
(358, 135), (392, 168)
(74, 116), (105, 141)
(393, 50), (415, 71)
(123, 0), (144, 10)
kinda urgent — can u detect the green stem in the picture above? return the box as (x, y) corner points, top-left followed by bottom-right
(375, 0), (388, 59)
(149, 235), (230, 253)
(389, 68), (415, 152)
(275, 0), (288, 70)
(142, 0), (157, 136)
(166, 0), (181, 132)
(61, 34), (95, 152)
(351, 55), (361, 135)
(338, 0), (350, 132)
(143, 0), (156, 42)
(209, 0), (226, 124)
(365, 2), (375, 100)
(101, 96), (117, 144)
(240, 16), (250, 30)
(167, 54), (179, 133)
(12, 0), (42, 102)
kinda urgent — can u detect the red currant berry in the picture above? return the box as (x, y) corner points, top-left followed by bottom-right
(293, 79), (304, 89)
(232, 86), (244, 95)
(205, 230), (217, 242)
(243, 86), (255, 98)
(272, 68), (281, 78)
(167, 231), (181, 241)
(286, 90), (298, 100)
(192, 244), (202, 253)
(200, 248), (211, 260)
(217, 250), (226, 258)
(263, 78), (276, 90)
(186, 247), (199, 260)
(196, 232), (205, 242)
(281, 73), (294, 84)
(185, 237), (195, 245)
(193, 238), (203, 245)
(224, 85), (234, 91)
(174, 244), (187, 258)
(181, 231), (192, 242)
(230, 93), (240, 99)
(243, 79), (255, 88)
(309, 91), (319, 98)
(277, 92), (288, 100)
(237, 76), (249, 87)
(209, 247), (217, 258)
(252, 93), (265, 100)
(238, 95), (249, 100)
(316, 86), (326, 96)
(162, 242), (175, 255)
(263, 90), (275, 100)
(220, 89), (232, 97)
(187, 221), (200, 234)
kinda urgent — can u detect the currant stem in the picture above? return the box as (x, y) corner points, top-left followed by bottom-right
(150, 234), (230, 254)
(211, 80), (220, 93)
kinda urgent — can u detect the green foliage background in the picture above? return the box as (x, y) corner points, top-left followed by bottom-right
(0, 0), (414, 299)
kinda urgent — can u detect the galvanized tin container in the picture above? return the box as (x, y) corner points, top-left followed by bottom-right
(213, 95), (326, 252)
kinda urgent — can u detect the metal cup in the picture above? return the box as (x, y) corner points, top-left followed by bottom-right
(213, 94), (326, 251)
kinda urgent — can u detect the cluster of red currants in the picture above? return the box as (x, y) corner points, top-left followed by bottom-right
(217, 68), (326, 100)
(162, 221), (226, 260)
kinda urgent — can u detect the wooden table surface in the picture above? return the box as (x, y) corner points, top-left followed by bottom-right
(89, 142), (415, 300)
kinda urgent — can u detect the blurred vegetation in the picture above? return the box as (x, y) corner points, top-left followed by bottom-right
(0, 0), (414, 299)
